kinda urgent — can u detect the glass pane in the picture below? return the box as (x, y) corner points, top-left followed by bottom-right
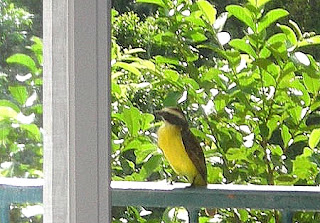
(111, 0), (320, 222)
(0, 0), (43, 221)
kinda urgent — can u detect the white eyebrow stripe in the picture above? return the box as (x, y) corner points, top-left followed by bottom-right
(163, 108), (186, 121)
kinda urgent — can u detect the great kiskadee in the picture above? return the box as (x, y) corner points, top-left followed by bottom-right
(155, 107), (207, 186)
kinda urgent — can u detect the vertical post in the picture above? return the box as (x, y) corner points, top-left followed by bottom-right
(0, 204), (9, 223)
(188, 208), (199, 223)
(281, 210), (293, 223)
(43, 0), (110, 222)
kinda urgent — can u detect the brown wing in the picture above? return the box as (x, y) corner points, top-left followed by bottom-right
(181, 128), (207, 184)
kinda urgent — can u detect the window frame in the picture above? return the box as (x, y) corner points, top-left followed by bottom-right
(43, 0), (111, 222)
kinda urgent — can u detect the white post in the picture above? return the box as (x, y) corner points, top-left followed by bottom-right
(43, 0), (110, 222)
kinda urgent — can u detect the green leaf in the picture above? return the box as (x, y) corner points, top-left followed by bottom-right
(303, 73), (320, 94)
(267, 115), (280, 138)
(226, 5), (255, 30)
(0, 106), (18, 121)
(261, 71), (276, 87)
(185, 30), (207, 42)
(289, 80), (310, 106)
(270, 145), (283, 156)
(226, 147), (247, 161)
(309, 128), (320, 149)
(288, 106), (302, 125)
(237, 209), (249, 222)
(298, 35), (320, 48)
(141, 113), (155, 130)
(182, 77), (200, 90)
(6, 53), (37, 74)
(277, 24), (297, 47)
(197, 0), (217, 26)
(254, 58), (280, 78)
(155, 56), (180, 66)
(311, 101), (320, 112)
(257, 9), (289, 33)
(229, 39), (257, 58)
(30, 36), (43, 65)
(281, 125), (291, 148)
(207, 166), (223, 183)
(164, 69), (179, 82)
(214, 94), (228, 113)
(248, 0), (271, 9)
(136, 0), (166, 8)
(0, 100), (20, 112)
(135, 145), (158, 164)
(293, 148), (317, 180)
(20, 124), (41, 141)
(115, 107), (141, 136)
(139, 154), (162, 179)
(113, 62), (141, 76)
(223, 50), (241, 66)
(279, 62), (296, 82)
(275, 175), (297, 185)
(9, 86), (29, 105)
(163, 91), (182, 107)
(259, 123), (269, 139)
(289, 20), (303, 41)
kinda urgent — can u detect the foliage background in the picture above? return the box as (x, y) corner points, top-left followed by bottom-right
(111, 0), (320, 222)
(1, 0), (320, 222)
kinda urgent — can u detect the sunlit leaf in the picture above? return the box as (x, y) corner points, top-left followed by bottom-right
(207, 166), (223, 183)
(303, 73), (320, 94)
(6, 53), (37, 74)
(257, 9), (289, 33)
(226, 5), (255, 30)
(0, 100), (20, 113)
(277, 24), (297, 47)
(293, 148), (317, 180)
(229, 39), (257, 58)
(164, 69), (179, 82)
(267, 115), (280, 138)
(9, 86), (29, 105)
(113, 62), (141, 76)
(115, 107), (141, 137)
(185, 30), (207, 42)
(289, 19), (303, 40)
(141, 113), (155, 130)
(136, 0), (166, 8)
(309, 128), (320, 149)
(197, 0), (217, 26)
(0, 106), (18, 121)
(281, 125), (291, 148)
(288, 106), (302, 125)
(20, 124), (41, 141)
(298, 35), (320, 48)
(155, 56), (180, 66)
(261, 71), (276, 86)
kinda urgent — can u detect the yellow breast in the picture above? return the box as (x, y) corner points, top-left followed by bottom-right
(157, 121), (198, 182)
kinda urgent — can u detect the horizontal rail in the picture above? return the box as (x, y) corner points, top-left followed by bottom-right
(0, 178), (43, 223)
(111, 181), (320, 211)
(111, 181), (320, 222)
(1, 179), (320, 223)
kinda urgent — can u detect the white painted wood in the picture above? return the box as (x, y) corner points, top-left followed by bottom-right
(43, 0), (110, 222)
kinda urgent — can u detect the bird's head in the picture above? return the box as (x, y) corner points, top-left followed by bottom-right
(155, 107), (188, 128)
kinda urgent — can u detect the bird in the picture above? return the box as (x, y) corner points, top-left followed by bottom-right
(155, 107), (207, 186)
